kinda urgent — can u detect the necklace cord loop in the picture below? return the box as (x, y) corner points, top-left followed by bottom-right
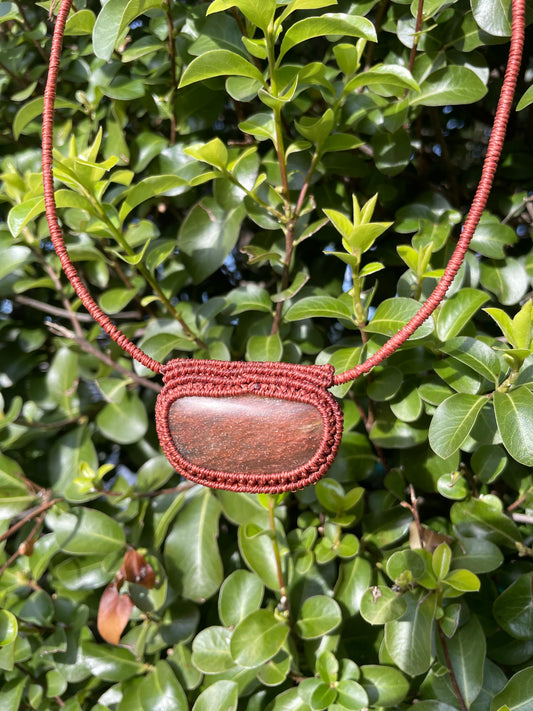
(42, 0), (525, 384)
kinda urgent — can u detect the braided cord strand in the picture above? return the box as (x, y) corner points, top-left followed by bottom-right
(333, 0), (526, 386)
(42, 0), (162, 374)
(42, 0), (525, 383)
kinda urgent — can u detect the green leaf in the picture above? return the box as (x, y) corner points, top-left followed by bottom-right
(230, 610), (288, 668)
(366, 297), (434, 339)
(384, 590), (436, 676)
(207, 0), (276, 31)
(192, 680), (239, 711)
(451, 537), (503, 574)
(517, 84), (533, 111)
(437, 616), (485, 707)
(494, 387), (533, 466)
(178, 198), (245, 283)
(490, 668), (533, 711)
(444, 568), (480, 592)
(93, 0), (164, 60)
(372, 129), (412, 177)
(334, 556), (372, 616)
(493, 573), (533, 640)
(13, 96), (79, 139)
(238, 522), (286, 591)
(284, 296), (353, 322)
(218, 570), (264, 627)
(118, 176), (187, 222)
(360, 586), (407, 625)
(412, 66), (487, 106)
(0, 612), (17, 647)
(81, 641), (143, 681)
(192, 626), (235, 674)
(64, 9), (95, 35)
(450, 498), (521, 548)
(480, 258), (529, 306)
(296, 596), (342, 639)
(346, 64), (419, 93)
(429, 393), (486, 458)
(0, 678), (26, 711)
(165, 491), (223, 602)
(360, 665), (409, 706)
(436, 289), (490, 341)
(440, 337), (500, 382)
(246, 334), (283, 362)
(54, 507), (126, 556)
(140, 661), (188, 711)
(471, 0), (511, 37)
(180, 50), (264, 88)
(278, 14), (376, 62)
(96, 390), (148, 445)
(470, 213), (517, 258)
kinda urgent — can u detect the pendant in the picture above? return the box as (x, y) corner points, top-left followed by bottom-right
(155, 360), (343, 493)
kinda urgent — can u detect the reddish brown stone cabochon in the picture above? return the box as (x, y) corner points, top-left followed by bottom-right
(168, 394), (324, 474)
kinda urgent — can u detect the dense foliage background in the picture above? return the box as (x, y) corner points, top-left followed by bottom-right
(1, 0), (533, 709)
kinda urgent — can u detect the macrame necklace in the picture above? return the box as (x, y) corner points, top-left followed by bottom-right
(42, 0), (525, 494)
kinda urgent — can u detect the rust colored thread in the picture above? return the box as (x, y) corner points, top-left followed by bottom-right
(156, 360), (343, 493)
(333, 0), (525, 385)
(42, 0), (161, 374)
(42, 0), (525, 385)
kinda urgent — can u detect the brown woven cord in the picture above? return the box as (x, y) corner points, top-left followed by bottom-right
(332, 0), (526, 385)
(156, 361), (343, 493)
(42, 0), (525, 384)
(42, 0), (161, 374)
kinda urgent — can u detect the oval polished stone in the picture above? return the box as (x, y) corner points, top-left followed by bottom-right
(168, 394), (324, 474)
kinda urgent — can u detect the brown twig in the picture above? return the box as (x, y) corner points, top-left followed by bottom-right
(0, 497), (60, 547)
(164, 1), (178, 145)
(14, 294), (140, 323)
(46, 322), (161, 393)
(407, 0), (425, 77)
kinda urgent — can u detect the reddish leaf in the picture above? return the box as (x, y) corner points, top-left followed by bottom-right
(97, 583), (134, 645)
(122, 549), (156, 589)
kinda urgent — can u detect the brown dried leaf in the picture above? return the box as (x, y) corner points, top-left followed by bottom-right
(97, 583), (134, 645)
(122, 549), (156, 589)
(409, 521), (453, 552)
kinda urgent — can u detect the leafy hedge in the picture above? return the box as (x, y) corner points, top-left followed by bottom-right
(1, 0), (532, 709)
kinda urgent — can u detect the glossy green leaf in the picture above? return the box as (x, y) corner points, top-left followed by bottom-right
(230, 610), (288, 668)
(359, 665), (409, 706)
(118, 176), (187, 222)
(178, 198), (245, 283)
(238, 522), (285, 591)
(284, 296), (352, 322)
(296, 596), (342, 639)
(480, 259), (529, 306)
(80, 641), (143, 681)
(278, 14), (376, 61)
(334, 556), (372, 616)
(436, 289), (490, 341)
(54, 507), (125, 556)
(13, 96), (79, 139)
(450, 498), (521, 548)
(412, 66), (487, 106)
(384, 590), (436, 676)
(440, 337), (500, 382)
(360, 586), (407, 625)
(437, 616), (485, 707)
(165, 491), (223, 601)
(0, 612), (17, 647)
(429, 393), (486, 458)
(471, 0), (511, 37)
(207, 0), (276, 31)
(490, 668), (533, 711)
(192, 680), (239, 711)
(93, 0), (164, 60)
(494, 387), (533, 464)
(493, 573), (533, 640)
(246, 333), (283, 362)
(180, 50), (264, 88)
(366, 298), (434, 339)
(96, 390), (148, 445)
(218, 570), (264, 627)
(192, 626), (235, 674)
(139, 661), (188, 711)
